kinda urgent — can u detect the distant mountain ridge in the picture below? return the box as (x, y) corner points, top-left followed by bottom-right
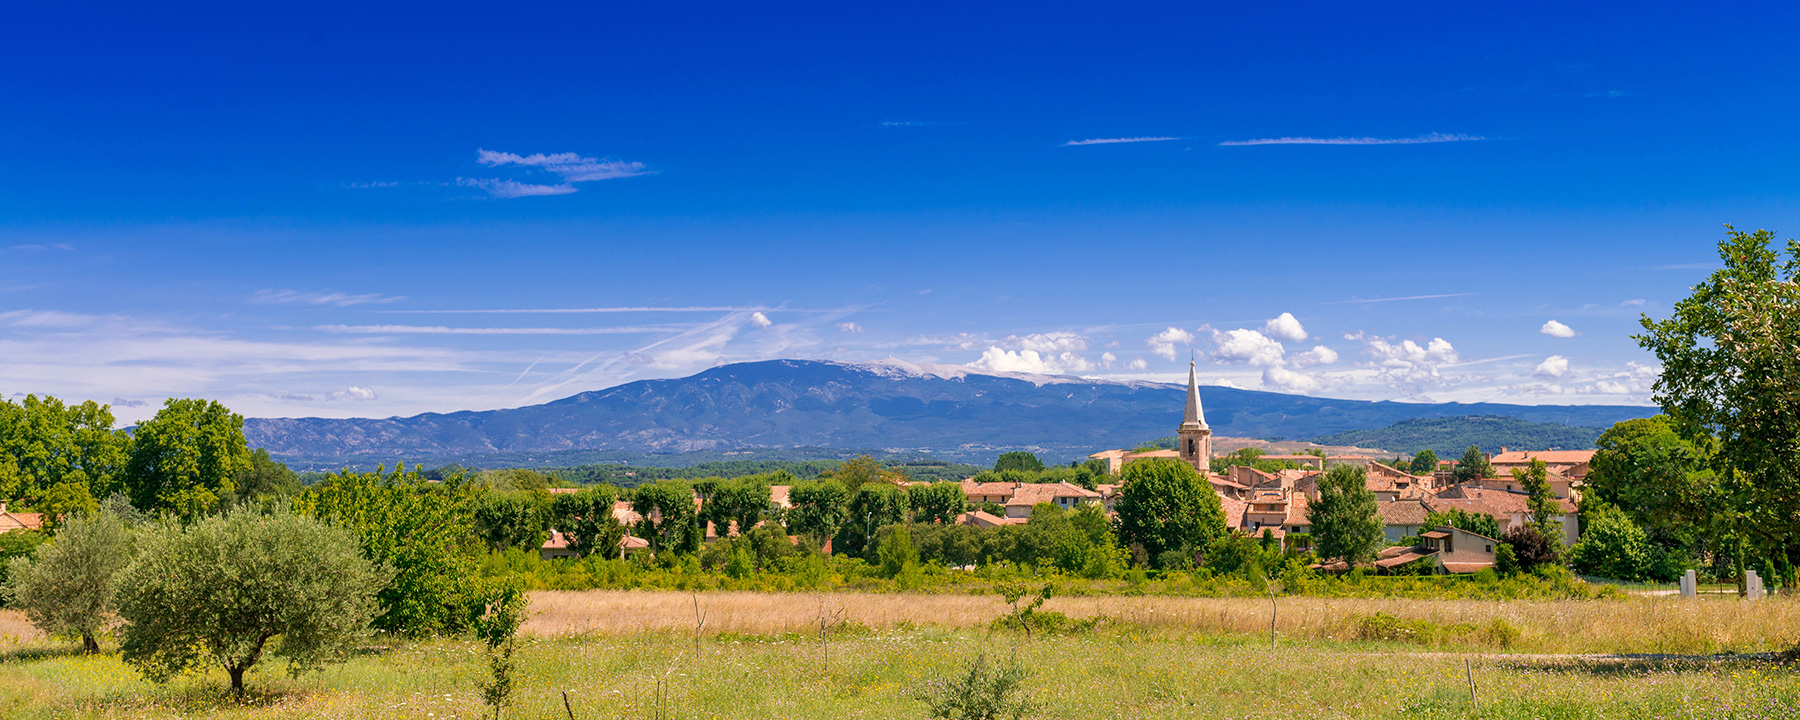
(1312, 415), (1610, 457)
(244, 359), (1657, 464)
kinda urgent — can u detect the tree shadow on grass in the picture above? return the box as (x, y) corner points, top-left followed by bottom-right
(0, 645), (86, 663)
(1491, 652), (1789, 678)
(91, 682), (321, 714)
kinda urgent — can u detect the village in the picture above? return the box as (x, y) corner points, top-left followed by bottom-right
(540, 361), (1588, 578)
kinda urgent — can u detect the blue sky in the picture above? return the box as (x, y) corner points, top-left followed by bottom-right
(2, 1), (1795, 423)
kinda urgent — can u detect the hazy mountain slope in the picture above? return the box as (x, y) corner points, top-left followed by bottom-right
(244, 359), (1656, 462)
(1311, 415), (1609, 456)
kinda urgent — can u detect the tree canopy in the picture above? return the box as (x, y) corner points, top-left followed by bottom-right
(0, 395), (131, 506)
(5, 511), (133, 653)
(1111, 459), (1225, 568)
(116, 507), (384, 694)
(1309, 464), (1383, 567)
(1450, 445), (1492, 484)
(1635, 226), (1800, 586)
(124, 399), (250, 517)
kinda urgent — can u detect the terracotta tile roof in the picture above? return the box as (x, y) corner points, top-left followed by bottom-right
(769, 485), (792, 509)
(1425, 490), (1576, 519)
(1489, 450), (1596, 465)
(542, 529), (570, 550)
(1285, 494), (1310, 526)
(0, 507), (44, 533)
(1375, 549), (1436, 568)
(611, 500), (643, 526)
(1123, 449), (1181, 460)
(1219, 496), (1248, 530)
(1379, 500), (1429, 526)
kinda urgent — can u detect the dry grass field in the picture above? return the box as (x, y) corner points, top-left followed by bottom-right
(0, 591), (1794, 719)
(526, 590), (1800, 655)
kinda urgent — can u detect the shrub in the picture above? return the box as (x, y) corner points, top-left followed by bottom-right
(116, 508), (385, 695)
(920, 654), (1038, 720)
(1503, 526), (1561, 573)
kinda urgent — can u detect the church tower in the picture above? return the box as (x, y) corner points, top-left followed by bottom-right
(1178, 360), (1212, 471)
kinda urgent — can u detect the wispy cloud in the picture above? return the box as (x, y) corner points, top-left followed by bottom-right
(880, 120), (962, 127)
(475, 150), (649, 182)
(453, 149), (650, 199)
(1326, 292), (1477, 304)
(455, 178), (576, 199)
(314, 324), (688, 335)
(252, 289), (405, 307)
(1219, 132), (1484, 146)
(1062, 136), (1181, 146)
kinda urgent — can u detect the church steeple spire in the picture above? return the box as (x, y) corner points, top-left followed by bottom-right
(1181, 360), (1207, 430)
(1178, 360), (1212, 470)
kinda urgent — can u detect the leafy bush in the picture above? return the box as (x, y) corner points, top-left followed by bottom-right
(920, 654), (1038, 720)
(4, 511), (132, 652)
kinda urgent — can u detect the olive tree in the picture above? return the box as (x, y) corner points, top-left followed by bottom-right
(4, 511), (133, 653)
(116, 508), (385, 695)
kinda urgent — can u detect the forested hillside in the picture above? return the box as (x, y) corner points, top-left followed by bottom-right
(1311, 415), (1606, 455)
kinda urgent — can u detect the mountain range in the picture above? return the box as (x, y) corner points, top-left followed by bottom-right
(243, 359), (1658, 466)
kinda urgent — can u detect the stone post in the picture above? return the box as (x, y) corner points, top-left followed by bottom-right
(1745, 570), (1762, 601)
(1680, 569), (1697, 598)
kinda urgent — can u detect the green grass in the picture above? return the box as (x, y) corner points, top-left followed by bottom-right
(1, 628), (1794, 719)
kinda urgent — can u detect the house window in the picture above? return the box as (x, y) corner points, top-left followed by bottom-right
(1484, 544), (1492, 553)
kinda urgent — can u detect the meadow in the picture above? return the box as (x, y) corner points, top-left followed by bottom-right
(0, 591), (1795, 719)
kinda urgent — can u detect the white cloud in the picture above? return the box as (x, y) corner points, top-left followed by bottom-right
(1361, 336), (1461, 391)
(1261, 312), (1308, 342)
(1540, 320), (1576, 338)
(1291, 345), (1339, 367)
(252, 289), (405, 307)
(329, 386), (378, 401)
(1128, 358), (1148, 371)
(1220, 133), (1484, 146)
(998, 332), (1088, 353)
(750, 312), (773, 329)
(456, 178), (576, 199)
(0, 310), (101, 328)
(1263, 365), (1322, 393)
(1535, 355), (1570, 378)
(475, 150), (649, 182)
(967, 347), (1094, 375)
(1062, 136), (1181, 146)
(1146, 327), (1195, 361)
(1100, 352), (1117, 368)
(836, 322), (864, 333)
(1210, 329), (1286, 367)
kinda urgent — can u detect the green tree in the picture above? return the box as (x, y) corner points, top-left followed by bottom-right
(36, 480), (98, 532)
(479, 468), (551, 493)
(631, 481), (700, 556)
(0, 395), (132, 503)
(1587, 416), (1719, 542)
(233, 448), (300, 502)
(116, 507), (384, 695)
(1514, 458), (1562, 540)
(547, 486), (624, 558)
(472, 492), (547, 551)
(908, 481), (969, 523)
(1407, 449), (1439, 476)
(1634, 227), (1800, 587)
(4, 511), (132, 652)
(124, 399), (251, 517)
(1567, 503), (1661, 581)
(472, 580), (527, 720)
(1309, 464), (1383, 567)
(784, 480), (849, 540)
(1112, 458), (1226, 568)
(296, 464), (480, 638)
(877, 524), (920, 579)
(828, 454), (888, 491)
(1450, 445), (1492, 485)
(0, 530), (46, 597)
(837, 483), (911, 558)
(994, 451), (1045, 474)
(701, 479), (772, 537)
